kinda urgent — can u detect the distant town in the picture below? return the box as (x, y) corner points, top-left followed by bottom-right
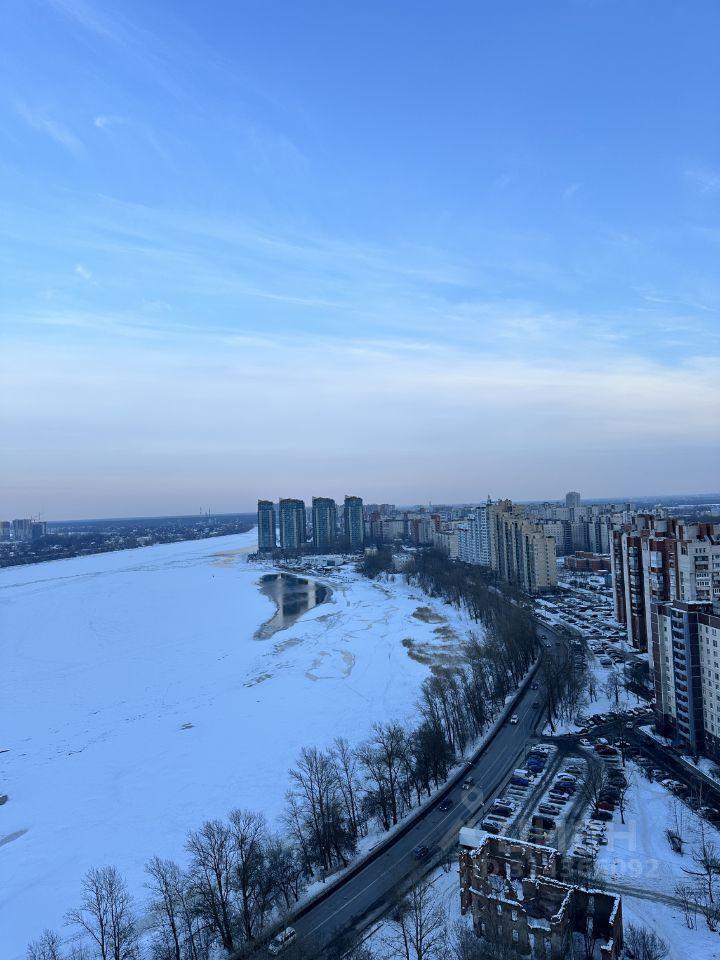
(0, 513), (255, 567)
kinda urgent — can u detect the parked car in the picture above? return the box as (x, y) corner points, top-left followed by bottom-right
(539, 804), (561, 816)
(268, 928), (297, 956)
(481, 819), (501, 834)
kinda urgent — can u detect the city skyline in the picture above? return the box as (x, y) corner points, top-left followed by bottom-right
(1, 1), (718, 518)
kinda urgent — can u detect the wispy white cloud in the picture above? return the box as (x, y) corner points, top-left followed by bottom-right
(14, 101), (84, 157)
(685, 166), (720, 194)
(74, 263), (92, 280)
(93, 114), (126, 129)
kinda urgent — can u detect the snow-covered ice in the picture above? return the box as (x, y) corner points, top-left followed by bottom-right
(0, 532), (475, 958)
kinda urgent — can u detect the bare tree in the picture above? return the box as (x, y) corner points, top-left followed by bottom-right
(624, 922), (668, 960)
(228, 808), (274, 941)
(577, 761), (608, 813)
(603, 670), (623, 710)
(65, 866), (138, 960)
(288, 745), (355, 873)
(674, 882), (698, 929)
(616, 770), (633, 825)
(265, 836), (306, 909)
(145, 856), (209, 960)
(684, 818), (720, 906)
(382, 880), (448, 960)
(185, 820), (236, 952)
(27, 929), (64, 960)
(331, 736), (365, 841)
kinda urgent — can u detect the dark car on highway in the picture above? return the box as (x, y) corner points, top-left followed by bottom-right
(438, 798), (454, 812)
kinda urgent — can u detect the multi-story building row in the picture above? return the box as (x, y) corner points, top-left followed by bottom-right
(611, 518), (720, 651)
(455, 499), (558, 591)
(258, 496), (365, 553)
(3, 519), (47, 542)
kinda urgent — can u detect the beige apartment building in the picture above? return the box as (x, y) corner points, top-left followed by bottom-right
(489, 500), (558, 592)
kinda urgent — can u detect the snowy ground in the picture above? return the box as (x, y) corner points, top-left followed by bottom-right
(595, 765), (720, 959)
(0, 532), (478, 959)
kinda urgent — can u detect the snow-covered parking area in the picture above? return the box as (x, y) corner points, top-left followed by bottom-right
(0, 532), (476, 958)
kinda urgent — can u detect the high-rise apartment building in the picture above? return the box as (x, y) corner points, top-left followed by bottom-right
(343, 496), (364, 551)
(488, 500), (557, 592)
(312, 497), (337, 552)
(278, 499), (306, 551)
(565, 491), (582, 509)
(611, 519), (720, 651)
(457, 500), (492, 566)
(257, 500), (277, 552)
(12, 519), (33, 541)
(652, 600), (720, 759)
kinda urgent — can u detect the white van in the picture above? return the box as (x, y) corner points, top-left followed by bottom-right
(268, 927), (297, 955)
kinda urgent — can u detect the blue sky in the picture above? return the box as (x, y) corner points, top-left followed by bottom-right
(1, 0), (718, 517)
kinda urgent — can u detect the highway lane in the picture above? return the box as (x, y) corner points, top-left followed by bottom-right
(252, 623), (565, 957)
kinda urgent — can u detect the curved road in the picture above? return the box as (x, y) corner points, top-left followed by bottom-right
(247, 623), (565, 958)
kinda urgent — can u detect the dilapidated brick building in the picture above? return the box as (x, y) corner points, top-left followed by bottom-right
(459, 831), (623, 960)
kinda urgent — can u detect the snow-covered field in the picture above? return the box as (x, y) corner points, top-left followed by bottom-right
(1, 532), (475, 958)
(596, 767), (720, 959)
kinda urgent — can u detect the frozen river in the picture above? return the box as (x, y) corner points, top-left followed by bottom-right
(0, 531), (473, 957)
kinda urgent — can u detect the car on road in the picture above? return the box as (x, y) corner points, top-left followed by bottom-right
(532, 700), (541, 708)
(438, 798), (454, 811)
(411, 845), (430, 860)
(461, 777), (474, 790)
(531, 682), (539, 690)
(268, 928), (297, 956)
(510, 715), (519, 725)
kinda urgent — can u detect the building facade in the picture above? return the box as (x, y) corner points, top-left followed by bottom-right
(312, 497), (337, 552)
(343, 496), (364, 551)
(278, 499), (306, 551)
(257, 500), (276, 552)
(488, 501), (558, 592)
(612, 519), (720, 651)
(652, 600), (720, 759)
(457, 501), (492, 566)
